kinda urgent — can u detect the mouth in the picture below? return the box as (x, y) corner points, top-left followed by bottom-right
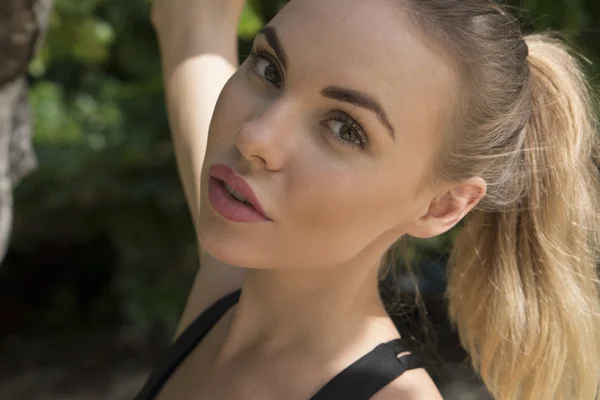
(208, 164), (270, 222)
(222, 181), (254, 205)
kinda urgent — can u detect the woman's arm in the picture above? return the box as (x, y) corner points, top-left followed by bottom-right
(152, 0), (245, 229)
(151, 1), (248, 337)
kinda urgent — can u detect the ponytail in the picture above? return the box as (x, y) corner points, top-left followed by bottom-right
(447, 34), (600, 399)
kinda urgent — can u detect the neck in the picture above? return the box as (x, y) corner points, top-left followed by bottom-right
(213, 251), (399, 366)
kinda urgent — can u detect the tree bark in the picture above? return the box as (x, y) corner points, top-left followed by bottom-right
(0, 0), (53, 263)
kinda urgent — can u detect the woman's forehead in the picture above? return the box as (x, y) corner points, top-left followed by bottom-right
(271, 0), (420, 72)
(268, 0), (457, 139)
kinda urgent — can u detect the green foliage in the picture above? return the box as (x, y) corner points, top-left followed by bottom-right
(239, 4), (264, 39)
(5, 0), (600, 336)
(9, 0), (188, 335)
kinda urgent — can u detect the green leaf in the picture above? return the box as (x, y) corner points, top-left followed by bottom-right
(238, 4), (264, 39)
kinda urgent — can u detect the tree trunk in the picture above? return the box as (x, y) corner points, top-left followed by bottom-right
(0, 0), (53, 263)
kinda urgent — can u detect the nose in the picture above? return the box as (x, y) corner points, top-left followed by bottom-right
(235, 99), (296, 172)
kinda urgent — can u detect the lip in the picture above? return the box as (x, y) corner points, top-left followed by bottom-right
(209, 164), (270, 220)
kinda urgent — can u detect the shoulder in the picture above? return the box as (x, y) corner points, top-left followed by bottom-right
(370, 367), (443, 400)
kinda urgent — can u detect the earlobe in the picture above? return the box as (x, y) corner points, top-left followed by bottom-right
(406, 177), (486, 239)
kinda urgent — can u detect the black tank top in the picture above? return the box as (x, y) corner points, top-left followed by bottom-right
(134, 289), (423, 400)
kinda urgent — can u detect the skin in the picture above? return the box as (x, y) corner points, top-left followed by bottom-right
(153, 0), (486, 398)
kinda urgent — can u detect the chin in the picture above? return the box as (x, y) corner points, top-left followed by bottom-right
(198, 233), (250, 268)
(196, 201), (349, 271)
(196, 208), (272, 269)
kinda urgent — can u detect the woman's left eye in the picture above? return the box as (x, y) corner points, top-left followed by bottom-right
(322, 113), (369, 149)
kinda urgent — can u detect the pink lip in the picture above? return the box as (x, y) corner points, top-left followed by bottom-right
(208, 164), (270, 221)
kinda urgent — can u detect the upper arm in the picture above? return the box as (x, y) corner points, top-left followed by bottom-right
(158, 38), (242, 341)
(165, 54), (238, 230)
(153, 3), (240, 231)
(164, 58), (243, 341)
(154, 18), (244, 340)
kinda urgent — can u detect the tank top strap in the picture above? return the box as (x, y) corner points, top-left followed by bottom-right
(133, 289), (242, 400)
(384, 338), (422, 371)
(309, 338), (423, 400)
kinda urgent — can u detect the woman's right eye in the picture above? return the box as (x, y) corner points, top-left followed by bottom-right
(250, 49), (283, 88)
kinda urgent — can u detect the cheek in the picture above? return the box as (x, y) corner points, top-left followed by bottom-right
(279, 159), (417, 264)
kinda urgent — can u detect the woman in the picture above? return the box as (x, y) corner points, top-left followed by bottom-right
(138, 0), (600, 398)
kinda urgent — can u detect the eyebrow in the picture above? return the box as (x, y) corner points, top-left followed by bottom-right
(257, 27), (395, 140)
(257, 26), (288, 70)
(321, 86), (396, 139)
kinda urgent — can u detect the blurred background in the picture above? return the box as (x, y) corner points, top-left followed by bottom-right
(0, 0), (598, 399)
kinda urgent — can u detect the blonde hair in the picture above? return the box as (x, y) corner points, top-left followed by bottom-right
(386, 1), (600, 398)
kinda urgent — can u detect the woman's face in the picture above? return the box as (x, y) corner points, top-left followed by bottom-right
(198, 0), (457, 270)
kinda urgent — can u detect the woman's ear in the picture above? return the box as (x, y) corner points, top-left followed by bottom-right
(406, 176), (486, 239)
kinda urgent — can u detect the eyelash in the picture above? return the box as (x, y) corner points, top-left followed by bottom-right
(249, 45), (283, 87)
(321, 113), (369, 149)
(249, 45), (370, 150)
